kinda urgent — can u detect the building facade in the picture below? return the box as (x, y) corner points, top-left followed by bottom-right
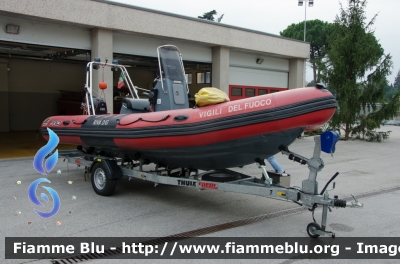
(0, 0), (309, 132)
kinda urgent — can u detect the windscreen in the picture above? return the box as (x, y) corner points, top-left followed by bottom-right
(158, 46), (186, 82)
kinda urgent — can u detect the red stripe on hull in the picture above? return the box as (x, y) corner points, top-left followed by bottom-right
(114, 108), (334, 150)
(113, 88), (332, 129)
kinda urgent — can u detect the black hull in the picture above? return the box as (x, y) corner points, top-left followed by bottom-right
(101, 127), (304, 170)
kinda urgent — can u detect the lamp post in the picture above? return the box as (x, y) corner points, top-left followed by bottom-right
(298, 0), (314, 41)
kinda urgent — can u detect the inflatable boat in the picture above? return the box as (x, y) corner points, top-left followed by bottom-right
(39, 45), (336, 170)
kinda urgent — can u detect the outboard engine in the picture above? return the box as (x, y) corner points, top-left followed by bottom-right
(81, 96), (107, 115)
(152, 45), (189, 111)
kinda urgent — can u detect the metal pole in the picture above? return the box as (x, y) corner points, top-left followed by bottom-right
(304, 0), (307, 41)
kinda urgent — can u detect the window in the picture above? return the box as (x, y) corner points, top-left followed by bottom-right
(229, 85), (286, 101)
(205, 72), (211, 83)
(185, 74), (192, 84)
(245, 88), (255, 97)
(196, 72), (211, 84)
(258, 89), (268, 95)
(231, 87), (242, 96)
(196, 73), (203, 83)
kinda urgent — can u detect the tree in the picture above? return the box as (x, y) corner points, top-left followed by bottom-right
(323, 0), (400, 141)
(280, 20), (333, 84)
(306, 80), (316, 87)
(198, 10), (218, 21)
(383, 84), (396, 100)
(393, 70), (400, 91)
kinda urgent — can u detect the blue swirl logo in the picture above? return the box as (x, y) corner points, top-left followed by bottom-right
(28, 178), (60, 218)
(33, 128), (59, 175)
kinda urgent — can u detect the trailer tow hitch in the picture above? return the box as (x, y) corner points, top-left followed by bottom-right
(281, 131), (363, 237)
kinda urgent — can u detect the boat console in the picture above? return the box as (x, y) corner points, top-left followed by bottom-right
(151, 45), (189, 112)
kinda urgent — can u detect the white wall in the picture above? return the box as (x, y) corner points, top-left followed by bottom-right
(289, 59), (305, 89)
(230, 51), (289, 72)
(212, 46), (230, 93)
(113, 33), (212, 63)
(0, 15), (91, 49)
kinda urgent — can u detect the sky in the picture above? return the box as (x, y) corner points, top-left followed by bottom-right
(109, 0), (400, 85)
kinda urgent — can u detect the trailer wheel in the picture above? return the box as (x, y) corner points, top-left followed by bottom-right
(307, 222), (321, 238)
(91, 163), (117, 196)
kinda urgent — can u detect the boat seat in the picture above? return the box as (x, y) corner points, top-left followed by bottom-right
(120, 98), (150, 114)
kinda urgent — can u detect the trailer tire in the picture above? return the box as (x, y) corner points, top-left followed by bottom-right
(306, 222), (321, 238)
(91, 163), (117, 196)
(201, 172), (237, 183)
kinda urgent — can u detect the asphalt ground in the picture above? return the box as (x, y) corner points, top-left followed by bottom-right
(1, 125), (400, 264)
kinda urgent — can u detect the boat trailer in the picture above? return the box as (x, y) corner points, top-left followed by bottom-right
(59, 131), (362, 238)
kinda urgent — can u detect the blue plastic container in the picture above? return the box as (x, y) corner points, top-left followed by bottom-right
(320, 131), (339, 154)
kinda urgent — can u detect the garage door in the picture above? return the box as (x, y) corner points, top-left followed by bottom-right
(228, 51), (289, 100)
(229, 66), (288, 101)
(229, 66), (288, 87)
